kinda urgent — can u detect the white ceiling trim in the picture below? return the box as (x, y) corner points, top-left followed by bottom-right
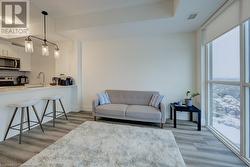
(28, 0), (226, 41)
(55, 0), (174, 32)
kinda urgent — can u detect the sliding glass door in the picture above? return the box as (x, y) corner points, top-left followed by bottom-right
(207, 26), (241, 149)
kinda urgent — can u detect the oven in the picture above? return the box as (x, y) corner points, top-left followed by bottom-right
(0, 56), (20, 70)
(0, 76), (15, 86)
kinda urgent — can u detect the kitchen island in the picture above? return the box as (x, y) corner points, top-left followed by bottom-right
(0, 85), (78, 142)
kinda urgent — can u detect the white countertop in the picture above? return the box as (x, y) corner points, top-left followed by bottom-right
(0, 84), (76, 95)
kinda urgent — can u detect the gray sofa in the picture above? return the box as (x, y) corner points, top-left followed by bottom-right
(92, 90), (167, 128)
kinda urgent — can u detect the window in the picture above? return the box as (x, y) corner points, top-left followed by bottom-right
(245, 20), (250, 159)
(210, 84), (240, 147)
(211, 27), (240, 81)
(207, 26), (240, 149)
(206, 20), (250, 163)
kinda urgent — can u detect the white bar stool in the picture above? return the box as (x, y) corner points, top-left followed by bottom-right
(41, 96), (68, 127)
(4, 99), (44, 144)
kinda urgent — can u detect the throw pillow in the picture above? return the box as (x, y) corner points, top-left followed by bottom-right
(149, 94), (165, 108)
(97, 92), (111, 105)
(105, 92), (111, 103)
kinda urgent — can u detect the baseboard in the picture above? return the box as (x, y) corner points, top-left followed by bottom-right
(82, 106), (92, 112)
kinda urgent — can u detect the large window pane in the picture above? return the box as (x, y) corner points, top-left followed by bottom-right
(245, 87), (250, 158)
(245, 20), (250, 83)
(210, 84), (240, 148)
(211, 26), (240, 81)
(245, 20), (250, 159)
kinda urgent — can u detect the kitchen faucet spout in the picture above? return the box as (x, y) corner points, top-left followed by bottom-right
(37, 72), (45, 86)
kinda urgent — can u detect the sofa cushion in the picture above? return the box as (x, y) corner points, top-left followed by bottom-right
(96, 104), (128, 117)
(125, 105), (161, 121)
(106, 90), (159, 105)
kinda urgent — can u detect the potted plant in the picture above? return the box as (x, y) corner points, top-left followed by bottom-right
(185, 90), (200, 107)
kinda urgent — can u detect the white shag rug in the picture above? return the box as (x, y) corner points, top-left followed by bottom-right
(21, 121), (186, 167)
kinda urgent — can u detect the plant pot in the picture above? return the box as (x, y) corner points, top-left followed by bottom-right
(185, 99), (192, 107)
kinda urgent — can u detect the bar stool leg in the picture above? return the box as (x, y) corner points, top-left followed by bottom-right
(19, 107), (24, 144)
(4, 107), (18, 141)
(26, 107), (30, 130)
(41, 100), (50, 123)
(59, 99), (68, 120)
(32, 105), (44, 133)
(53, 100), (56, 127)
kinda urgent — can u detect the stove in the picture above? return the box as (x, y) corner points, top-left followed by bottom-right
(0, 76), (15, 86)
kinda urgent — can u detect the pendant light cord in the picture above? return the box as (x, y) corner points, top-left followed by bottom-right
(44, 13), (46, 42)
(42, 11), (48, 42)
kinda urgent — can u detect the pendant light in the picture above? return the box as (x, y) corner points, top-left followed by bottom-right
(24, 11), (60, 58)
(54, 46), (60, 59)
(42, 42), (49, 56)
(24, 36), (33, 53)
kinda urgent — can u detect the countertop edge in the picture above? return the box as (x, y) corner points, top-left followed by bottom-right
(0, 85), (77, 95)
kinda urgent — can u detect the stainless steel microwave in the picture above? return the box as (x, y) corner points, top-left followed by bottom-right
(0, 56), (20, 70)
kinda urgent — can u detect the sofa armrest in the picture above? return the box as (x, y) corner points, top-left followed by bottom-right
(160, 97), (167, 123)
(92, 98), (100, 113)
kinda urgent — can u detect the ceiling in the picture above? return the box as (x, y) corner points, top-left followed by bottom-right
(29, 0), (226, 41)
(32, 0), (164, 18)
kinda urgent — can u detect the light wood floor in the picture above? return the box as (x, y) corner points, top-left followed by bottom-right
(0, 111), (247, 167)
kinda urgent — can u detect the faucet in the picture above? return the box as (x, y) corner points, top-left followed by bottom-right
(37, 72), (46, 86)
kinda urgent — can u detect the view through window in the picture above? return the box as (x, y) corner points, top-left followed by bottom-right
(208, 26), (240, 148)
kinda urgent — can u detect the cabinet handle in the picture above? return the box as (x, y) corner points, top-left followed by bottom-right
(14, 60), (17, 68)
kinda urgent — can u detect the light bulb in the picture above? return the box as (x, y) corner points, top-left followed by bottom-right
(24, 38), (33, 53)
(54, 47), (60, 59)
(42, 42), (49, 56)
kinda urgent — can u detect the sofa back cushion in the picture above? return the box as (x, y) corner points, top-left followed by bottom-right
(106, 90), (159, 105)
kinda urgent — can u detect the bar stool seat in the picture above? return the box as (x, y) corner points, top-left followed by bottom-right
(4, 99), (44, 144)
(43, 95), (61, 100)
(41, 96), (68, 127)
(9, 99), (40, 108)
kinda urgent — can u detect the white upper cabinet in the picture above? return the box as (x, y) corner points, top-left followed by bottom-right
(0, 41), (17, 58)
(0, 40), (32, 71)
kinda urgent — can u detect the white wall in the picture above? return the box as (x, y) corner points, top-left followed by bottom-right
(55, 40), (83, 111)
(82, 33), (196, 120)
(55, 41), (74, 76)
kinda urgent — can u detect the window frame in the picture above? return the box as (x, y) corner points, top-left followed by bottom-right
(205, 21), (250, 164)
(205, 25), (243, 155)
(243, 20), (250, 159)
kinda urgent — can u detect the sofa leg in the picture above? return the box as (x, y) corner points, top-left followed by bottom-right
(160, 123), (163, 128)
(94, 116), (96, 121)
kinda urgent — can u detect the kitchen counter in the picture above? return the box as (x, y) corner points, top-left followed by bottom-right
(0, 85), (77, 95)
(0, 84), (78, 142)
